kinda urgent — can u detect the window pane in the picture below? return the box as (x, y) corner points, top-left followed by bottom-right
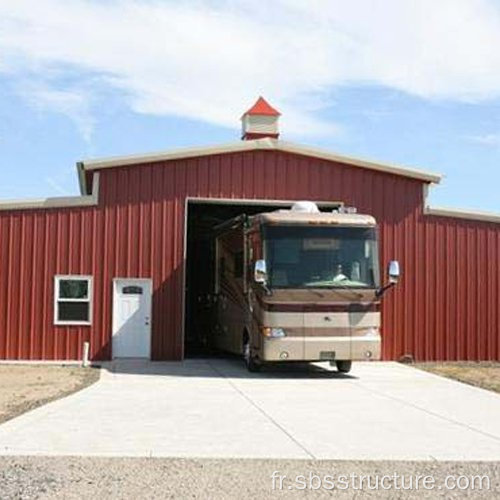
(59, 280), (89, 299)
(58, 302), (89, 322)
(122, 286), (143, 295)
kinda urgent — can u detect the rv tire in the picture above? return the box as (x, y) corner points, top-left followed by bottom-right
(336, 360), (352, 373)
(243, 338), (262, 373)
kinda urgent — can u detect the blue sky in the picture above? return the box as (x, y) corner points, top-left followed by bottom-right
(1, 0), (499, 212)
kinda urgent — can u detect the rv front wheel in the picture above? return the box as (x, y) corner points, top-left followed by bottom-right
(243, 340), (261, 372)
(336, 360), (352, 373)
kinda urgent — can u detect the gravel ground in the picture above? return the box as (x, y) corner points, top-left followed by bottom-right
(0, 457), (498, 499)
(414, 362), (500, 394)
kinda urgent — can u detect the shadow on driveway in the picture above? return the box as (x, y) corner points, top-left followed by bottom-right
(96, 356), (359, 381)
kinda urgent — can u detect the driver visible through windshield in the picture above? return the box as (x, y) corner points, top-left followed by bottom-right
(264, 225), (380, 289)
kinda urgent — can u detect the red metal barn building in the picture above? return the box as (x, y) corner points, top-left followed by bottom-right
(1, 98), (499, 362)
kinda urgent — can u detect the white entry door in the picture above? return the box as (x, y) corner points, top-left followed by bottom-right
(112, 278), (152, 358)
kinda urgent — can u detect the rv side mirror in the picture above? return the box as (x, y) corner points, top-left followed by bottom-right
(388, 260), (400, 284)
(254, 259), (268, 284)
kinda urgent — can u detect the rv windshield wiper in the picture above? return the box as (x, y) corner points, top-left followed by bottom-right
(329, 279), (365, 299)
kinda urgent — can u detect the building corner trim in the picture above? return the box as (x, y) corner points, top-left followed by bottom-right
(423, 185), (500, 224)
(0, 173), (100, 212)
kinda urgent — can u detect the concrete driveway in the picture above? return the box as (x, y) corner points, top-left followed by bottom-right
(0, 360), (499, 460)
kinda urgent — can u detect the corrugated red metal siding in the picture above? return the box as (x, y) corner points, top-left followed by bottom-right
(0, 208), (97, 360)
(1, 149), (499, 361)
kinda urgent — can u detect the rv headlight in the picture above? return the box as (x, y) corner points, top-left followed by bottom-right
(261, 327), (286, 338)
(364, 328), (379, 338)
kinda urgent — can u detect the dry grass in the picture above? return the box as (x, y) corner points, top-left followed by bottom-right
(414, 362), (500, 394)
(0, 365), (100, 424)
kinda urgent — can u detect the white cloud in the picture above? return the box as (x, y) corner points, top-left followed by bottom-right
(0, 0), (499, 138)
(468, 132), (500, 146)
(45, 175), (72, 196)
(18, 83), (95, 142)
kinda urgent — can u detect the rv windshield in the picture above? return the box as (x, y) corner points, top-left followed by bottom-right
(264, 225), (380, 289)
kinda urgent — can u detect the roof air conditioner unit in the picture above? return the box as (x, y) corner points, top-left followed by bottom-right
(290, 201), (320, 213)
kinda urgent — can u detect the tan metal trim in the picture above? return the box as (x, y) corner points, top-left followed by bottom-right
(181, 196), (189, 361)
(423, 184), (500, 224)
(0, 173), (100, 212)
(82, 139), (274, 170)
(277, 141), (442, 184)
(425, 205), (500, 224)
(80, 138), (442, 189)
(77, 161), (87, 195)
(0, 360), (88, 366)
(185, 196), (343, 207)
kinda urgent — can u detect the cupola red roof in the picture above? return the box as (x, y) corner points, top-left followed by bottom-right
(242, 96), (281, 117)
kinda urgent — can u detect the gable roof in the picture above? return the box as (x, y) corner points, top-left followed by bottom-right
(78, 138), (442, 194)
(242, 96), (281, 117)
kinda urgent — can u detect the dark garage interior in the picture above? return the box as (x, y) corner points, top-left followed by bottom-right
(184, 200), (285, 357)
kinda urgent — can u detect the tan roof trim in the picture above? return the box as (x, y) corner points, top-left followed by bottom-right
(186, 196), (343, 207)
(422, 185), (500, 224)
(277, 141), (442, 184)
(80, 138), (442, 192)
(77, 161), (87, 195)
(425, 206), (500, 224)
(0, 173), (100, 212)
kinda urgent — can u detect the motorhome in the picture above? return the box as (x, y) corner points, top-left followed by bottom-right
(213, 201), (400, 372)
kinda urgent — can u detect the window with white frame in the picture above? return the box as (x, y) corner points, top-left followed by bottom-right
(54, 276), (93, 325)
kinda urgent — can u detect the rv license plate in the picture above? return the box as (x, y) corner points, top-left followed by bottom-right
(320, 351), (336, 360)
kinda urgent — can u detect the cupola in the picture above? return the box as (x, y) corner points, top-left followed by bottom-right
(241, 96), (280, 140)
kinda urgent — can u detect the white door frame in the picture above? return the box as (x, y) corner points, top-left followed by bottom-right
(112, 278), (153, 359)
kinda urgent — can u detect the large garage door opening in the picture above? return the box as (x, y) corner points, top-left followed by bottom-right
(184, 199), (288, 357)
(184, 198), (344, 358)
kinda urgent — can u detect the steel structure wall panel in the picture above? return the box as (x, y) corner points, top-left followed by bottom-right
(0, 149), (499, 361)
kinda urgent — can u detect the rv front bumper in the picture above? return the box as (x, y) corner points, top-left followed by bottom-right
(261, 336), (381, 362)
